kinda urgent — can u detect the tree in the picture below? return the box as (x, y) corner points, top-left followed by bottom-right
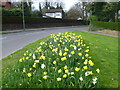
(89, 2), (120, 22)
(67, 4), (82, 19)
(39, 2), (43, 17)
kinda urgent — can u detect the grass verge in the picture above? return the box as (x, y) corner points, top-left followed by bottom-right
(2, 31), (118, 88)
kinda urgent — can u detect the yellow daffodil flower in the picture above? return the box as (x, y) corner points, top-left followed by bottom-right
(43, 76), (47, 80)
(57, 77), (62, 81)
(63, 74), (67, 78)
(89, 60), (94, 66)
(23, 68), (26, 73)
(96, 69), (100, 73)
(71, 72), (74, 75)
(58, 69), (62, 73)
(83, 66), (88, 70)
(53, 61), (57, 64)
(85, 54), (89, 57)
(27, 73), (32, 77)
(65, 69), (69, 73)
(71, 51), (75, 55)
(63, 52), (67, 56)
(75, 67), (80, 72)
(44, 72), (47, 75)
(64, 65), (68, 70)
(61, 57), (67, 61)
(79, 77), (83, 81)
(78, 53), (82, 56)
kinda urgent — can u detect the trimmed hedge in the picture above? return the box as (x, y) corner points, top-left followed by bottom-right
(2, 16), (86, 30)
(2, 8), (22, 16)
(91, 21), (120, 31)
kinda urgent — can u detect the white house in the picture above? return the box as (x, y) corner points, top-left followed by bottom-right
(44, 9), (63, 18)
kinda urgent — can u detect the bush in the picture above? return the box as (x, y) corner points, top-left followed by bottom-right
(91, 21), (120, 31)
(2, 32), (100, 88)
(2, 8), (22, 16)
(89, 15), (98, 21)
(31, 10), (42, 17)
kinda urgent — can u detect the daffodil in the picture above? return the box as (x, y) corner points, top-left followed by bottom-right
(43, 76), (47, 80)
(85, 54), (89, 57)
(63, 52), (67, 56)
(59, 51), (62, 56)
(89, 60), (94, 66)
(71, 72), (74, 75)
(71, 51), (75, 55)
(61, 57), (67, 61)
(63, 74), (67, 78)
(53, 61), (57, 64)
(64, 65), (68, 70)
(39, 55), (46, 60)
(75, 67), (80, 72)
(29, 53), (32, 56)
(41, 63), (46, 69)
(24, 53), (27, 56)
(84, 59), (88, 65)
(82, 57), (84, 60)
(58, 69), (62, 73)
(35, 60), (39, 63)
(19, 59), (22, 62)
(65, 69), (69, 73)
(27, 73), (32, 77)
(88, 71), (93, 75)
(83, 66), (88, 70)
(78, 53), (82, 56)
(85, 49), (89, 52)
(33, 54), (36, 59)
(79, 77), (83, 81)
(57, 77), (62, 81)
(23, 68), (26, 73)
(96, 69), (100, 73)
(33, 64), (36, 68)
(19, 84), (22, 86)
(43, 72), (47, 75)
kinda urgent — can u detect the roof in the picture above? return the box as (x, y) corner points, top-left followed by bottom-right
(45, 9), (63, 13)
(0, 1), (11, 6)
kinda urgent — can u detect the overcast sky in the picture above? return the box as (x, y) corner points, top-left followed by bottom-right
(32, 0), (79, 11)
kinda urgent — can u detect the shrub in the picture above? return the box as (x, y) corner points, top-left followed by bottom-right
(2, 8), (22, 16)
(2, 32), (100, 88)
(91, 21), (120, 31)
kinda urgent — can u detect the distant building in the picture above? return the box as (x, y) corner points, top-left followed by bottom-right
(0, 1), (12, 9)
(44, 9), (63, 18)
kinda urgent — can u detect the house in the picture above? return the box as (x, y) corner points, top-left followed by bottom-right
(0, 1), (12, 9)
(44, 9), (63, 18)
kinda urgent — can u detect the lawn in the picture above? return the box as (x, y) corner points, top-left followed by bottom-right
(2, 31), (118, 88)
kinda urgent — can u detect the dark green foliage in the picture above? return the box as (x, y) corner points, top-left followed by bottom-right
(2, 8), (22, 16)
(31, 11), (42, 17)
(91, 21), (120, 31)
(2, 16), (86, 30)
(22, 2), (31, 16)
(89, 2), (120, 22)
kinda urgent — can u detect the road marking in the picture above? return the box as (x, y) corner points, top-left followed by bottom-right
(0, 37), (7, 40)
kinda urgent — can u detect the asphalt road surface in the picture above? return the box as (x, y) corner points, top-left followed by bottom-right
(1, 25), (89, 59)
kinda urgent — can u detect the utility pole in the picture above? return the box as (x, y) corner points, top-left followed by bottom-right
(22, 0), (25, 31)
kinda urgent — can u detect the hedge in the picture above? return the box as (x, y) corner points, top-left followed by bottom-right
(2, 8), (22, 16)
(2, 16), (86, 30)
(91, 21), (120, 31)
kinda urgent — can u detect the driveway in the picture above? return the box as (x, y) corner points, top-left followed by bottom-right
(1, 25), (89, 59)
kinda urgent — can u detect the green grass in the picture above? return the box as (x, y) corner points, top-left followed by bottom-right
(2, 31), (118, 88)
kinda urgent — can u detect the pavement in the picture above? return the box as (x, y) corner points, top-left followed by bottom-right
(1, 25), (119, 59)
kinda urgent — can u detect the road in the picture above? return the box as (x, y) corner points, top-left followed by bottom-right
(1, 26), (89, 59)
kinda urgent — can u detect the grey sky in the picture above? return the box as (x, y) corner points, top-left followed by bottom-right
(32, 0), (79, 11)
